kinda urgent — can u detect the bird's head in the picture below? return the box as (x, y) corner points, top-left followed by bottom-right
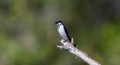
(55, 20), (63, 26)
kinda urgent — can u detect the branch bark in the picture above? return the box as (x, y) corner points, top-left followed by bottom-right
(57, 38), (101, 65)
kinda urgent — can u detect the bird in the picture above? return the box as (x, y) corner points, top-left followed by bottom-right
(55, 20), (71, 42)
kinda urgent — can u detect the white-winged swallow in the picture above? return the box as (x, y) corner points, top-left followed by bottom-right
(55, 20), (76, 47)
(55, 20), (71, 42)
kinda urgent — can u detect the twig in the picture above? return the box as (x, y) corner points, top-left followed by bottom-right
(57, 38), (101, 65)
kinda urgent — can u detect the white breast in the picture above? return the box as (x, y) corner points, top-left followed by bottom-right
(58, 25), (68, 40)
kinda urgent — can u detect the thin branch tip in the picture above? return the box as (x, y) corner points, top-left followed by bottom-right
(57, 39), (101, 65)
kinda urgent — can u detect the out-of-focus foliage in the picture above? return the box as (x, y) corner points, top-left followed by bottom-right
(0, 0), (120, 65)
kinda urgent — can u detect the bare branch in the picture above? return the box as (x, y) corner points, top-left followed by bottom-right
(57, 39), (101, 65)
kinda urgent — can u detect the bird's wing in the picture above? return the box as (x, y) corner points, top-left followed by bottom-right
(64, 26), (71, 42)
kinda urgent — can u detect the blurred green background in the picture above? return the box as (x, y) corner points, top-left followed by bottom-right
(0, 0), (120, 65)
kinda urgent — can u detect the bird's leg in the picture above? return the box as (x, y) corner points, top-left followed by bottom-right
(60, 39), (66, 43)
